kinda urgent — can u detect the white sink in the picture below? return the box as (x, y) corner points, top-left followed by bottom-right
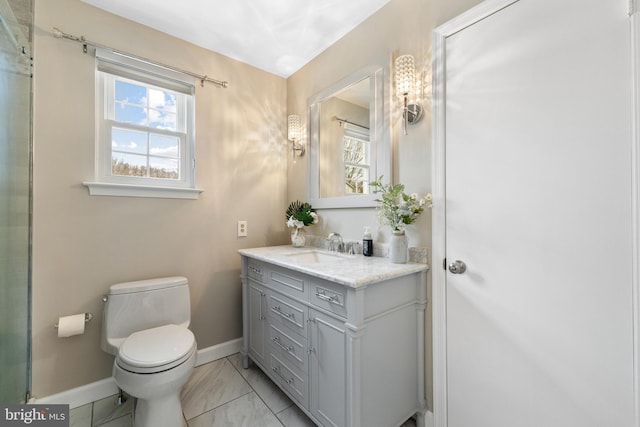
(284, 250), (346, 263)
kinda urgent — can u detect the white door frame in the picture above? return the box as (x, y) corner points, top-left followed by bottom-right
(430, 1), (640, 426)
(630, 1), (640, 425)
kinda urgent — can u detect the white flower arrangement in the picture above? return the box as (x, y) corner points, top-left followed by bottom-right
(370, 176), (432, 232)
(285, 201), (319, 229)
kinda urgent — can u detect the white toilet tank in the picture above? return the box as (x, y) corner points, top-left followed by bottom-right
(101, 276), (191, 355)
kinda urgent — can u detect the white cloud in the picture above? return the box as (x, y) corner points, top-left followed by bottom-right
(148, 89), (176, 111)
(146, 108), (177, 130)
(112, 141), (140, 150)
(150, 146), (178, 157)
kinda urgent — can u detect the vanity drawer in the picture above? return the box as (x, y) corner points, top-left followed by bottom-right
(310, 280), (347, 318)
(247, 259), (267, 282)
(267, 265), (308, 300)
(270, 354), (308, 408)
(267, 290), (307, 338)
(269, 324), (308, 373)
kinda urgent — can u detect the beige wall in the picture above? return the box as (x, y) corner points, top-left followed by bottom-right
(32, 0), (288, 397)
(286, 0), (484, 408)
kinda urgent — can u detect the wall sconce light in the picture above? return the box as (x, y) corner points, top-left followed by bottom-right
(287, 114), (305, 157)
(395, 54), (423, 135)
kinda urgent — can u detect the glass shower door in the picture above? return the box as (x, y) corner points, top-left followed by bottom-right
(0, 0), (32, 403)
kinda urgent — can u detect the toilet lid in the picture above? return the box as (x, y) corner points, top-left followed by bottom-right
(117, 324), (196, 374)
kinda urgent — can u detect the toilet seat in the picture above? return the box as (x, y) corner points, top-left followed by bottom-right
(116, 324), (196, 374)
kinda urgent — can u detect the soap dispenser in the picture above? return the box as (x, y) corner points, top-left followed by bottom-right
(363, 227), (373, 257)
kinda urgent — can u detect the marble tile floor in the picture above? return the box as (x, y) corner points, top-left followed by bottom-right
(70, 353), (418, 427)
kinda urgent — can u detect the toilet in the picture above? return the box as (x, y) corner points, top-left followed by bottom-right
(101, 276), (197, 427)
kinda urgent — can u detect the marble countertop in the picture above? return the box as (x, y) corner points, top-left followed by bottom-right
(238, 245), (428, 288)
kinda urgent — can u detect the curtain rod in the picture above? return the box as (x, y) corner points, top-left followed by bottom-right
(334, 116), (370, 130)
(52, 27), (228, 88)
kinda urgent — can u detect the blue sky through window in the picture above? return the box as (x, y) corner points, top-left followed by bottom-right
(112, 127), (146, 154)
(114, 80), (178, 130)
(111, 79), (182, 180)
(115, 80), (145, 105)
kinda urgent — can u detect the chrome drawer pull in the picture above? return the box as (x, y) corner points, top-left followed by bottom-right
(315, 291), (340, 304)
(272, 306), (293, 318)
(259, 292), (266, 320)
(272, 366), (294, 385)
(272, 336), (294, 353)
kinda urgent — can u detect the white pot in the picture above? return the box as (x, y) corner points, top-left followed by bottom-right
(291, 227), (306, 247)
(389, 230), (408, 264)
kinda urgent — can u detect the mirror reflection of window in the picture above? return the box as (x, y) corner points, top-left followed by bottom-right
(343, 126), (370, 195)
(318, 78), (370, 199)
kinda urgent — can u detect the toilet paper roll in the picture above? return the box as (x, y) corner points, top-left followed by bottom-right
(57, 314), (86, 338)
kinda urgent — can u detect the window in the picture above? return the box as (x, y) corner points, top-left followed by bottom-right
(343, 127), (370, 195)
(84, 49), (201, 199)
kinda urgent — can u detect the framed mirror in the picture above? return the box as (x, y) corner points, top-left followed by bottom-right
(307, 66), (388, 208)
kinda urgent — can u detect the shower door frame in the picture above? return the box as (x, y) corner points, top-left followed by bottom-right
(0, 0), (33, 404)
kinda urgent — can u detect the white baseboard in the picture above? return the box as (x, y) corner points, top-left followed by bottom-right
(195, 337), (242, 366)
(426, 410), (434, 427)
(32, 338), (243, 409)
(415, 409), (434, 427)
(31, 377), (119, 409)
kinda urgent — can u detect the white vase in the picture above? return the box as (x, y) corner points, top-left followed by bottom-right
(389, 230), (408, 264)
(291, 227), (306, 247)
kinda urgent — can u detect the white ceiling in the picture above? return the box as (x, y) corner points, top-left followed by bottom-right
(81, 0), (392, 78)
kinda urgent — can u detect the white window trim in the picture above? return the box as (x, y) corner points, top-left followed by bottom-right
(82, 181), (203, 199)
(84, 48), (203, 199)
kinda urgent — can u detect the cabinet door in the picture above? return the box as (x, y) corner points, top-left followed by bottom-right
(248, 282), (267, 365)
(309, 309), (346, 427)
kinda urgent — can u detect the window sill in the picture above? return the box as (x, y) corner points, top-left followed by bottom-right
(83, 182), (204, 199)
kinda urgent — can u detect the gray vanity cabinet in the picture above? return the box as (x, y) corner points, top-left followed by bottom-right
(309, 308), (347, 427)
(240, 249), (428, 427)
(247, 282), (267, 366)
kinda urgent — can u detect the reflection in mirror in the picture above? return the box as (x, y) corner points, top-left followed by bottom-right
(308, 66), (388, 209)
(319, 77), (371, 198)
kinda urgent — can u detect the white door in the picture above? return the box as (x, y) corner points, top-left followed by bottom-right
(433, 0), (635, 426)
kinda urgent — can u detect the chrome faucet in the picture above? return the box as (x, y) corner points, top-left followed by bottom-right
(326, 232), (344, 253)
(346, 241), (361, 255)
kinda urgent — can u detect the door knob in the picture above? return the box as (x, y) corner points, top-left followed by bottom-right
(448, 260), (467, 274)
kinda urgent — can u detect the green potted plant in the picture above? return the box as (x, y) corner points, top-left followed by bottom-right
(370, 176), (432, 263)
(286, 200), (319, 247)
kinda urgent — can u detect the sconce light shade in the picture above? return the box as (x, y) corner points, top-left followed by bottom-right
(288, 115), (301, 141)
(287, 114), (304, 157)
(395, 54), (416, 98)
(394, 54), (423, 135)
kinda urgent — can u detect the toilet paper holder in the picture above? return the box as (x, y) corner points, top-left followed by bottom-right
(54, 312), (93, 329)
